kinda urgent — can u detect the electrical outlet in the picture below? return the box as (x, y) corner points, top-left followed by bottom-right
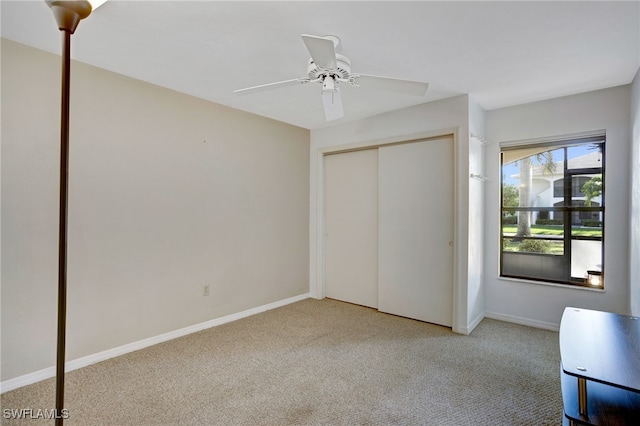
(203, 285), (210, 296)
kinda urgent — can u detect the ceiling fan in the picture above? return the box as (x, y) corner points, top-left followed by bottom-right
(234, 34), (429, 121)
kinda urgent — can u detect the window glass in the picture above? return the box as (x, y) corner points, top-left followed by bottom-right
(500, 139), (604, 287)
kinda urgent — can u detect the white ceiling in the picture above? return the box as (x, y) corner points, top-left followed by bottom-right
(2, 0), (639, 130)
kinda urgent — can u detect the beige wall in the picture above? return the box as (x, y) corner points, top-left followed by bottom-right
(1, 39), (310, 381)
(631, 68), (640, 316)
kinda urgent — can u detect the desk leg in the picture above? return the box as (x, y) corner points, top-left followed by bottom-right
(577, 377), (588, 417)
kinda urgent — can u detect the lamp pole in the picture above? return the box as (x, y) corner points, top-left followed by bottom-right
(44, 1), (92, 424)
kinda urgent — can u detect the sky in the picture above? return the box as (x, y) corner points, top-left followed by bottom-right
(502, 144), (599, 186)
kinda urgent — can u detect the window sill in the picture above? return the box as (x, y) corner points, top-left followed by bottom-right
(499, 276), (605, 292)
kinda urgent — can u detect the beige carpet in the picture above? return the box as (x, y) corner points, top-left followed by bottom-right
(1, 298), (562, 425)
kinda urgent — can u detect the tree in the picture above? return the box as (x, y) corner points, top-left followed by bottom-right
(502, 183), (519, 208)
(581, 175), (602, 206)
(515, 152), (556, 238)
(516, 157), (532, 237)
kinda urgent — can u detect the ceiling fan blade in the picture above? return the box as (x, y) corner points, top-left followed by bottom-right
(233, 78), (308, 96)
(354, 74), (429, 96)
(302, 34), (337, 70)
(321, 78), (344, 121)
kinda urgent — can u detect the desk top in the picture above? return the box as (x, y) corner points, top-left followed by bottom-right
(560, 307), (640, 393)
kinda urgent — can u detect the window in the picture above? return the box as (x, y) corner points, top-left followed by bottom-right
(553, 176), (592, 198)
(500, 135), (605, 288)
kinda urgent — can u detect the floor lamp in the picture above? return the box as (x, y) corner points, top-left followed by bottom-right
(44, 1), (92, 424)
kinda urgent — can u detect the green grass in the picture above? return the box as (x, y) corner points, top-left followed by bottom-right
(502, 225), (602, 238)
(502, 224), (602, 255)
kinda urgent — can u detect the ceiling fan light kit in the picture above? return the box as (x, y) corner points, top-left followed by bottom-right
(307, 54), (351, 80)
(321, 78), (344, 121)
(234, 34), (429, 122)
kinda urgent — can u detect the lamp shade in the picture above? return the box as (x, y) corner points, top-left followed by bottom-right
(45, 0), (92, 33)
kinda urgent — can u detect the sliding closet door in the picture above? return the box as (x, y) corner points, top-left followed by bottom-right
(324, 149), (378, 308)
(378, 138), (454, 326)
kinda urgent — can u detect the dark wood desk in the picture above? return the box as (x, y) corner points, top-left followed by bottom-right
(559, 307), (640, 425)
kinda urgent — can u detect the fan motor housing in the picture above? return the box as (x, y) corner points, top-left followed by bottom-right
(307, 53), (351, 80)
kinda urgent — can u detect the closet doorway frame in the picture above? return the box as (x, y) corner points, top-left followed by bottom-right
(315, 128), (463, 332)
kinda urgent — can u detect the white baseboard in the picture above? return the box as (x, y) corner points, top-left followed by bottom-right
(1, 293), (311, 394)
(484, 311), (560, 332)
(467, 311), (485, 334)
(452, 311), (485, 335)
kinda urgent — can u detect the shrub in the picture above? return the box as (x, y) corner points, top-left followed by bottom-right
(502, 215), (517, 225)
(502, 237), (510, 250)
(519, 239), (551, 253)
(582, 220), (602, 227)
(536, 219), (563, 225)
